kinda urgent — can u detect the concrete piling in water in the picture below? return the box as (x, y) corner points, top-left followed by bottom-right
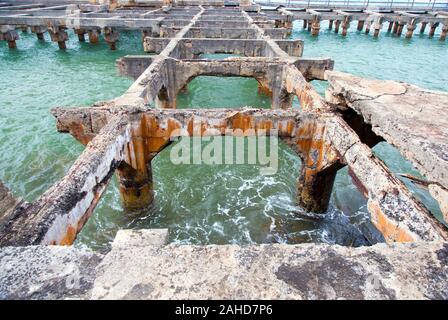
(104, 27), (119, 50)
(357, 20), (364, 31)
(334, 20), (340, 34)
(31, 26), (47, 41)
(420, 21), (428, 34)
(88, 29), (101, 44)
(75, 29), (86, 42)
(429, 22), (439, 38)
(0, 26), (19, 49)
(311, 19), (320, 36)
(441, 25), (448, 41)
(48, 27), (68, 50)
(396, 23), (404, 37)
(405, 23), (416, 39)
(341, 17), (351, 37)
(387, 21), (394, 33)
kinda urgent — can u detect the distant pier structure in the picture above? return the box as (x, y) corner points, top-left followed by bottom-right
(0, 0), (447, 51)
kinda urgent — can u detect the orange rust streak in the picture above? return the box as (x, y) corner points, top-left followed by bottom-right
(368, 200), (415, 243)
(59, 225), (77, 246)
(69, 122), (92, 145)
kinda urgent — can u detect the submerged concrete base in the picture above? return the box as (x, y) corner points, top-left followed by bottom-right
(1, 229), (447, 300)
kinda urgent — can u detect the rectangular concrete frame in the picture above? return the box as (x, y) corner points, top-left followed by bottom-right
(0, 1), (447, 251)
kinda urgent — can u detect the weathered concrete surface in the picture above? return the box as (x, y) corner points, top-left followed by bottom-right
(143, 37), (304, 58)
(325, 71), (448, 195)
(0, 245), (103, 300)
(91, 230), (448, 300)
(1, 229), (447, 300)
(324, 115), (448, 243)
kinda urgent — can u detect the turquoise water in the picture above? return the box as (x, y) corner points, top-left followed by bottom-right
(0, 25), (446, 250)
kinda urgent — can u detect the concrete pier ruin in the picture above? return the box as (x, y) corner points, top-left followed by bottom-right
(0, 0), (447, 300)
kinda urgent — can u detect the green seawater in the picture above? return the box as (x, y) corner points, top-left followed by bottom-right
(0, 25), (446, 250)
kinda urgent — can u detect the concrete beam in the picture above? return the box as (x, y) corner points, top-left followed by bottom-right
(0, 116), (131, 246)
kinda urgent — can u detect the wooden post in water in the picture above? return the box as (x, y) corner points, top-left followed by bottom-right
(329, 19), (333, 30)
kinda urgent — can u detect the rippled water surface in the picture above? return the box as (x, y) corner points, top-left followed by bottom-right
(0, 25), (446, 250)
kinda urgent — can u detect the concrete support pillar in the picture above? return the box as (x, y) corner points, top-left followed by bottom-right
(373, 27), (381, 38)
(257, 82), (272, 97)
(1, 28), (19, 49)
(396, 23), (404, 37)
(155, 85), (177, 109)
(303, 19), (307, 29)
(88, 29), (101, 44)
(116, 160), (154, 211)
(311, 19), (320, 36)
(405, 23), (416, 39)
(49, 27), (69, 50)
(429, 22), (439, 38)
(420, 21), (427, 34)
(295, 121), (342, 213)
(392, 21), (399, 34)
(365, 21), (371, 34)
(272, 89), (293, 109)
(142, 29), (151, 40)
(328, 20), (333, 30)
(104, 27), (119, 50)
(387, 21), (394, 33)
(357, 20), (364, 31)
(334, 20), (341, 33)
(441, 25), (448, 41)
(373, 18), (384, 38)
(31, 26), (47, 40)
(75, 29), (86, 42)
(341, 18), (351, 37)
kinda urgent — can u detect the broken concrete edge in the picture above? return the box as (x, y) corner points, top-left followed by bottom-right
(2, 229), (447, 300)
(324, 115), (448, 243)
(325, 70), (448, 223)
(0, 114), (132, 247)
